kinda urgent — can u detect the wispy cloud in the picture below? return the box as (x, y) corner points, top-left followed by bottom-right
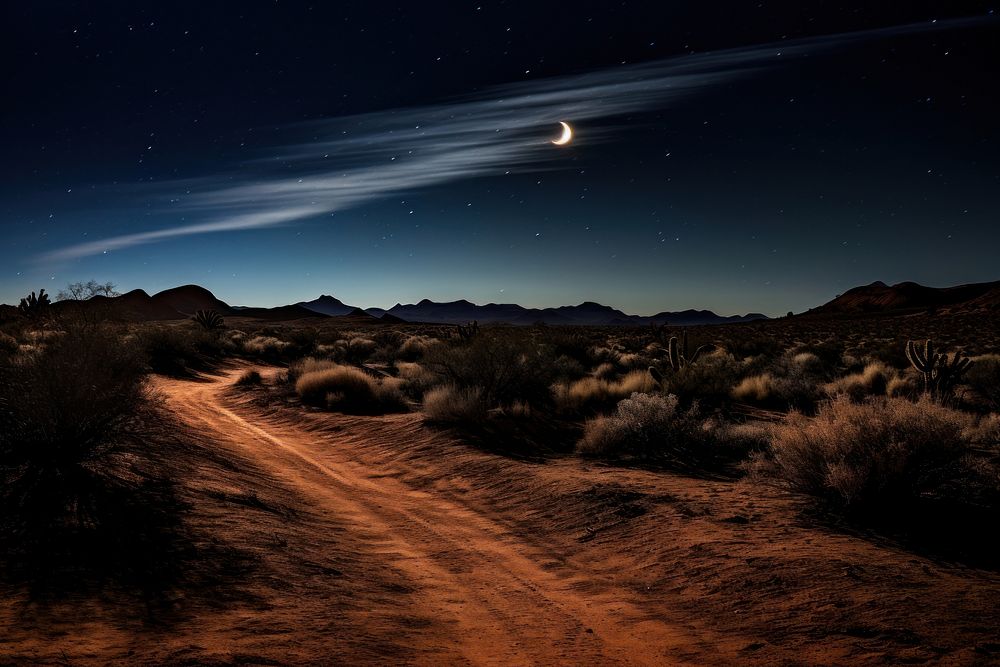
(43, 15), (992, 262)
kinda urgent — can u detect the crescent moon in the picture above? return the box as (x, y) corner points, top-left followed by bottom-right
(551, 121), (573, 146)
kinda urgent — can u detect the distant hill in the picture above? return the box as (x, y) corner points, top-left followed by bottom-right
(33, 285), (329, 323)
(4, 284), (771, 325)
(297, 294), (363, 317)
(232, 304), (330, 321)
(150, 285), (233, 316)
(808, 280), (1000, 315)
(379, 299), (767, 326)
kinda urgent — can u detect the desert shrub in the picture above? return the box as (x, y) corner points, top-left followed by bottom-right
(0, 331), (17, 355)
(139, 325), (201, 375)
(0, 323), (150, 544)
(887, 372), (921, 399)
(549, 332), (598, 367)
(279, 327), (319, 358)
(665, 350), (743, 406)
(344, 337), (377, 363)
(824, 362), (893, 401)
(422, 385), (488, 424)
(966, 355), (1000, 412)
(964, 413), (1000, 445)
(732, 373), (776, 403)
(721, 333), (783, 360)
(714, 420), (772, 453)
(398, 335), (432, 361)
(288, 357), (338, 384)
(553, 370), (655, 415)
(315, 341), (347, 360)
(242, 335), (291, 359)
(396, 361), (441, 400)
(593, 362), (619, 380)
(617, 352), (647, 370)
(423, 332), (558, 409)
(551, 354), (587, 382)
(759, 396), (972, 511)
(295, 364), (406, 414)
(791, 351), (821, 369)
(235, 369), (263, 386)
(576, 393), (714, 465)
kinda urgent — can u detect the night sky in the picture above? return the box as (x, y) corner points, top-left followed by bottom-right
(2, 2), (998, 316)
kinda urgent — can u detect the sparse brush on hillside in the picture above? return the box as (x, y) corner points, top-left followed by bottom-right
(752, 396), (974, 513)
(294, 363), (407, 414)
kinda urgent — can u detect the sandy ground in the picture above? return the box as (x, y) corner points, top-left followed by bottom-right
(3, 364), (999, 665)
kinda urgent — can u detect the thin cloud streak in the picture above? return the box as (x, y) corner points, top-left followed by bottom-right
(43, 15), (992, 262)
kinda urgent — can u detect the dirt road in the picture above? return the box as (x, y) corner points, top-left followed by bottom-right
(156, 368), (712, 665)
(4, 365), (998, 665)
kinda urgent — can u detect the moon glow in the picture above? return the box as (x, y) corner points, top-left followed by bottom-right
(551, 121), (573, 145)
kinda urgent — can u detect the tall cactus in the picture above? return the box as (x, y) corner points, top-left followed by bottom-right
(647, 329), (713, 389)
(18, 289), (51, 318)
(455, 320), (479, 340)
(666, 330), (712, 372)
(905, 338), (973, 400)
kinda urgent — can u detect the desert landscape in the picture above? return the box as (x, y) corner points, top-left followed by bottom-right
(1, 281), (999, 665)
(4, 2), (1000, 665)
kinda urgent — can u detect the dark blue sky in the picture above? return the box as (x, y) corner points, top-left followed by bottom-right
(2, 2), (998, 315)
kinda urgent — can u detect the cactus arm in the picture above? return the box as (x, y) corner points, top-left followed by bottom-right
(667, 337), (680, 371)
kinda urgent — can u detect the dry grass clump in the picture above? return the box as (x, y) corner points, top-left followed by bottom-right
(964, 413), (1000, 445)
(243, 335), (291, 356)
(791, 351), (821, 369)
(398, 335), (433, 361)
(732, 373), (776, 403)
(576, 393), (712, 464)
(887, 373), (921, 399)
(235, 369), (263, 386)
(395, 361), (440, 399)
(422, 385), (488, 425)
(593, 362), (619, 380)
(347, 336), (377, 357)
(966, 354), (1000, 411)
(295, 364), (406, 414)
(823, 361), (894, 401)
(757, 396), (973, 511)
(0, 330), (19, 355)
(554, 370), (655, 415)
